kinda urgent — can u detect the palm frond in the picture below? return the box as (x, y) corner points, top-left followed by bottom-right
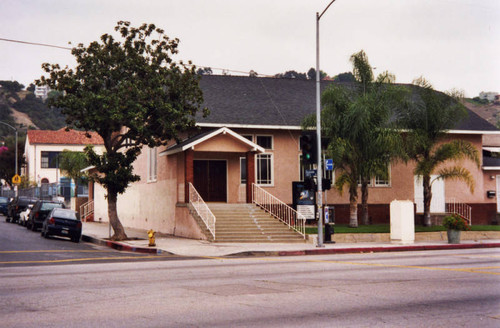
(436, 166), (475, 193)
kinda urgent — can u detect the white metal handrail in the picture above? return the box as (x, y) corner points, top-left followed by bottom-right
(446, 198), (472, 225)
(188, 183), (216, 239)
(79, 200), (94, 222)
(252, 184), (306, 238)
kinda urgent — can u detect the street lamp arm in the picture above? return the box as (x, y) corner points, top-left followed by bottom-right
(318, 0), (337, 20)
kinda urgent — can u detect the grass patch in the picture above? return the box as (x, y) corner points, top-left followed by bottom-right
(305, 224), (500, 234)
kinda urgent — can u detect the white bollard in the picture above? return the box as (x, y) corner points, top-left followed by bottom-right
(390, 200), (415, 244)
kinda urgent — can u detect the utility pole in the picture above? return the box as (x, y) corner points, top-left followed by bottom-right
(316, 0), (337, 247)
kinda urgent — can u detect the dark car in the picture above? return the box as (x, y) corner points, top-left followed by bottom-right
(41, 208), (82, 243)
(0, 197), (9, 216)
(27, 200), (65, 231)
(6, 197), (38, 223)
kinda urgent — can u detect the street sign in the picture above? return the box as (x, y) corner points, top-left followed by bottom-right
(305, 169), (317, 178)
(12, 174), (21, 184)
(325, 159), (333, 171)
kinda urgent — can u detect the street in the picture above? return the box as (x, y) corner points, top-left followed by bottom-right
(1, 215), (499, 328)
(0, 218), (192, 266)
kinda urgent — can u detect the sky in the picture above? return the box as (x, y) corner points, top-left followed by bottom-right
(0, 0), (498, 98)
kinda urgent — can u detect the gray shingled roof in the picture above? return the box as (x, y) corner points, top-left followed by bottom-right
(196, 75), (499, 132)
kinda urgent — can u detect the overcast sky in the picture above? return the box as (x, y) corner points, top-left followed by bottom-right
(1, 0), (498, 97)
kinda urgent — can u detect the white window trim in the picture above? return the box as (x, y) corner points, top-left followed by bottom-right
(256, 153), (274, 186)
(374, 164), (391, 187)
(240, 157), (247, 185)
(147, 147), (157, 182)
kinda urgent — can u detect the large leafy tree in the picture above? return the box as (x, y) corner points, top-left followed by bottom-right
(399, 78), (479, 226)
(38, 21), (208, 240)
(306, 50), (405, 227)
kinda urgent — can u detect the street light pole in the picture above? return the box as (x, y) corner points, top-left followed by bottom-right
(316, 0), (336, 248)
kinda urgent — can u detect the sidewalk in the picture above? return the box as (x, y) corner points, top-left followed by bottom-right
(82, 222), (500, 257)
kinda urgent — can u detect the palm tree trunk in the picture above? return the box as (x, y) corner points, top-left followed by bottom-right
(423, 175), (432, 227)
(361, 182), (369, 225)
(108, 191), (128, 241)
(349, 192), (358, 228)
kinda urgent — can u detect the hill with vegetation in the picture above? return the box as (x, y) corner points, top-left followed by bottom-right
(0, 81), (66, 138)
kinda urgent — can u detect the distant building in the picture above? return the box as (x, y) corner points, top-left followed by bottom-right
(34, 85), (50, 100)
(479, 91), (498, 102)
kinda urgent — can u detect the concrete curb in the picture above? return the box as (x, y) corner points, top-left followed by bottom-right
(81, 235), (167, 255)
(83, 233), (500, 257)
(229, 242), (500, 257)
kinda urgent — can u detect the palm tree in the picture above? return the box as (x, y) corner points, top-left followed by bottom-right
(58, 150), (89, 201)
(399, 78), (480, 226)
(313, 50), (405, 227)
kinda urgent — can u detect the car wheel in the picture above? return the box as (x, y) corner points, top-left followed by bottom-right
(71, 236), (80, 243)
(5, 217), (10, 223)
(31, 223), (37, 231)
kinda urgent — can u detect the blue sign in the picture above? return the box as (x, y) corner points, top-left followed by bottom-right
(325, 159), (333, 171)
(305, 169), (317, 178)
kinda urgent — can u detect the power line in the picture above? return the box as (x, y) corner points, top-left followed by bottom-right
(0, 37), (72, 50)
(0, 37), (276, 77)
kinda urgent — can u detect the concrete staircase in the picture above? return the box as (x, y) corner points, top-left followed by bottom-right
(207, 203), (306, 243)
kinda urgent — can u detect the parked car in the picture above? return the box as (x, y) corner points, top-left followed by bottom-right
(18, 204), (34, 226)
(41, 208), (82, 243)
(6, 197), (38, 223)
(0, 197), (9, 216)
(27, 200), (65, 231)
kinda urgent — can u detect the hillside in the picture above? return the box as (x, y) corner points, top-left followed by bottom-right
(0, 87), (66, 138)
(463, 100), (500, 127)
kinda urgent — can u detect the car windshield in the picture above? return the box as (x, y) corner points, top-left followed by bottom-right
(52, 209), (79, 220)
(41, 203), (64, 211)
(0, 198), (8, 204)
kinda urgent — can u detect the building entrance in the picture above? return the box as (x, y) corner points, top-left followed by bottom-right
(193, 160), (227, 202)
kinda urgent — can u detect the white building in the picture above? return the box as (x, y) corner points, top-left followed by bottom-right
(23, 128), (104, 185)
(34, 85), (50, 100)
(479, 91), (498, 102)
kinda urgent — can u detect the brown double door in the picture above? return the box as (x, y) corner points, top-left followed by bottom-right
(193, 160), (227, 202)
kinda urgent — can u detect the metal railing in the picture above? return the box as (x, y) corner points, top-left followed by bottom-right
(188, 183), (216, 239)
(446, 198), (472, 225)
(252, 184), (306, 238)
(80, 200), (94, 222)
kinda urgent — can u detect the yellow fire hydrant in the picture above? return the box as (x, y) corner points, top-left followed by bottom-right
(147, 229), (156, 247)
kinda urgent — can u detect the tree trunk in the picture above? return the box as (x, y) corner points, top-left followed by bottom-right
(361, 182), (369, 225)
(107, 191), (128, 241)
(423, 175), (432, 227)
(349, 193), (358, 228)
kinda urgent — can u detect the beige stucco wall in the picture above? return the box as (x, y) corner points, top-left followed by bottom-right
(92, 127), (498, 236)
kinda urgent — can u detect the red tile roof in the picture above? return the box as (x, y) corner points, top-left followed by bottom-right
(27, 128), (104, 145)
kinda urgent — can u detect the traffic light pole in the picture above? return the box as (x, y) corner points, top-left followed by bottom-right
(315, 11), (324, 248)
(315, 0), (336, 248)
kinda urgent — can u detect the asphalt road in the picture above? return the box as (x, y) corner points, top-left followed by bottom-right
(1, 241), (499, 327)
(0, 217), (191, 267)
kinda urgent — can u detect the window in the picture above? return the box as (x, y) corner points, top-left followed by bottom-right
(374, 165), (391, 187)
(41, 151), (60, 168)
(256, 135), (272, 150)
(240, 157), (247, 184)
(147, 147), (157, 182)
(256, 154), (273, 185)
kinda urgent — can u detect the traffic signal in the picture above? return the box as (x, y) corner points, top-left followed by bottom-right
(301, 131), (317, 165)
(304, 176), (316, 191)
